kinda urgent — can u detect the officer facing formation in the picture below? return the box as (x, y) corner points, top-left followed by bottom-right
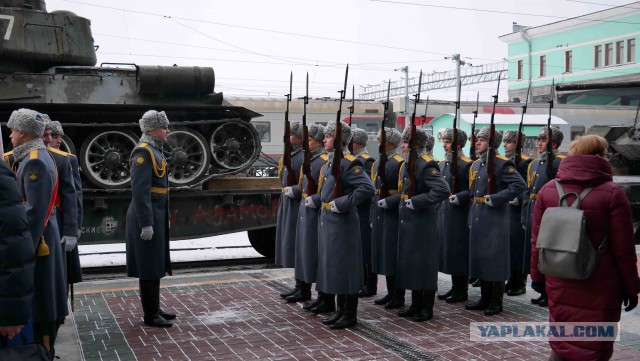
(125, 110), (175, 328)
(501, 130), (533, 297)
(277, 121), (304, 298)
(369, 127), (404, 302)
(522, 126), (565, 307)
(465, 127), (526, 316)
(350, 127), (376, 297)
(317, 121), (375, 329)
(290, 124), (329, 307)
(438, 128), (473, 303)
(6, 108), (68, 357)
(396, 128), (450, 321)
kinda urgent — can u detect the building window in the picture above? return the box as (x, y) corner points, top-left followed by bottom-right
(565, 51), (572, 73)
(539, 55), (546, 77)
(629, 38), (636, 63)
(605, 43), (613, 66)
(616, 41), (624, 65)
(517, 60), (523, 80)
(595, 45), (602, 67)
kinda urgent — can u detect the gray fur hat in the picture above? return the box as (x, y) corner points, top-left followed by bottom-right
(537, 126), (563, 146)
(476, 126), (503, 147)
(7, 108), (47, 137)
(401, 127), (429, 149)
(45, 119), (65, 136)
(308, 123), (325, 142)
(379, 127), (402, 147)
(290, 121), (303, 138)
(503, 130), (519, 143)
(324, 121), (352, 146)
(351, 128), (368, 146)
(139, 110), (170, 133)
(441, 128), (468, 148)
(424, 131), (435, 150)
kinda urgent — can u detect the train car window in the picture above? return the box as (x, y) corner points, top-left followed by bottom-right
(570, 125), (586, 141)
(253, 121), (271, 142)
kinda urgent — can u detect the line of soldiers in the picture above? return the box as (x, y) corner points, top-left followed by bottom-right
(2, 108), (84, 358)
(275, 119), (565, 327)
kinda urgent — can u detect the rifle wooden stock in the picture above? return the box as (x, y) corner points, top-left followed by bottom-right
(302, 73), (316, 195)
(407, 71), (423, 198)
(378, 81), (391, 199)
(487, 77), (501, 195)
(470, 92), (479, 161)
(283, 72), (295, 186)
(450, 101), (460, 194)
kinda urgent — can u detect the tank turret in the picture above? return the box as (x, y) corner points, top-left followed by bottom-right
(1, 1), (262, 189)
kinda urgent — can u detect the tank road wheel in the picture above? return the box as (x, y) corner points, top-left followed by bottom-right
(165, 128), (211, 186)
(210, 122), (260, 171)
(248, 227), (276, 258)
(60, 135), (76, 155)
(79, 130), (139, 189)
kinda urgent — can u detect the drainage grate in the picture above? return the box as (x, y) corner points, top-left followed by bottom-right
(352, 321), (438, 361)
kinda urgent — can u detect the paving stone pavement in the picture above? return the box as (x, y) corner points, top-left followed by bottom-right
(67, 266), (640, 361)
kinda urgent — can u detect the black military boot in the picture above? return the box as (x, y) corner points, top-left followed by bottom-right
(359, 266), (378, 297)
(323, 295), (344, 325)
(415, 289), (435, 322)
(484, 282), (505, 316)
(331, 294), (358, 329)
(280, 279), (300, 299)
(374, 275), (395, 305)
(465, 281), (492, 311)
(140, 280), (172, 328)
(159, 309), (176, 320)
(471, 278), (481, 287)
(437, 275), (455, 300)
(311, 293), (336, 314)
(385, 288), (405, 309)
(537, 289), (548, 307)
(507, 272), (526, 296)
(398, 290), (422, 317)
(303, 291), (324, 311)
(446, 275), (469, 303)
(286, 281), (312, 303)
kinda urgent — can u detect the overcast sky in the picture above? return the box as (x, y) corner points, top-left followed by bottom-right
(46, 0), (633, 101)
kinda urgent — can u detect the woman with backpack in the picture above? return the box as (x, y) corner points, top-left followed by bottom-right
(530, 135), (640, 361)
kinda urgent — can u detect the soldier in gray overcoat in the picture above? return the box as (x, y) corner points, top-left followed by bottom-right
(368, 127), (403, 302)
(522, 126), (565, 307)
(397, 128), (450, 322)
(49, 121), (83, 285)
(438, 128), (473, 303)
(289, 124), (328, 307)
(125, 110), (174, 328)
(276, 121), (304, 298)
(6, 108), (67, 357)
(351, 128), (376, 297)
(316, 121), (375, 330)
(465, 127), (526, 316)
(502, 130), (533, 297)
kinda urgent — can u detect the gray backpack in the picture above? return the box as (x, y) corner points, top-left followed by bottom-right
(536, 181), (607, 280)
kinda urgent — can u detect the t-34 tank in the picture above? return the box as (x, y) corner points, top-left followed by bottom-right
(0, 0), (262, 189)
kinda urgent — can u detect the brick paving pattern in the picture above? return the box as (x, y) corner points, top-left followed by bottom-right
(73, 269), (640, 361)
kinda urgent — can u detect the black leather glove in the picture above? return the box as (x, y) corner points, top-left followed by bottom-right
(623, 294), (638, 312)
(531, 281), (544, 294)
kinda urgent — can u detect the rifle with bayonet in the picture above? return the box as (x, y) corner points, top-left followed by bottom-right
(546, 79), (556, 180)
(331, 65), (349, 200)
(514, 85), (531, 167)
(348, 85), (355, 154)
(283, 72), (295, 186)
(470, 92), (479, 161)
(486, 75), (501, 195)
(407, 70), (423, 198)
(450, 99), (460, 194)
(378, 80), (391, 199)
(301, 73), (317, 195)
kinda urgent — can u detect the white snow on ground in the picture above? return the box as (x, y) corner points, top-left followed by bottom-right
(79, 231), (262, 268)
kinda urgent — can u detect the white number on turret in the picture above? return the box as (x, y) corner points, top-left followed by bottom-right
(0, 15), (15, 40)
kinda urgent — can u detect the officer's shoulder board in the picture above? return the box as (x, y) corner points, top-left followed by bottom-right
(5, 150), (14, 156)
(421, 154), (434, 163)
(460, 156), (472, 163)
(392, 154), (404, 163)
(4, 150), (14, 165)
(320, 153), (329, 161)
(557, 154), (566, 159)
(344, 154), (356, 162)
(521, 154), (530, 161)
(29, 149), (39, 159)
(496, 154), (508, 161)
(48, 148), (70, 157)
(359, 153), (370, 159)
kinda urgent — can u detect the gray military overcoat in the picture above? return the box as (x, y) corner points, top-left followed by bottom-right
(356, 153), (375, 265)
(68, 154), (83, 283)
(508, 155), (532, 272)
(275, 149), (303, 268)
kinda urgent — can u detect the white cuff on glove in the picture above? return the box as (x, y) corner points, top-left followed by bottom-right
(283, 186), (295, 198)
(62, 236), (77, 252)
(377, 199), (388, 209)
(449, 195), (460, 205)
(405, 199), (415, 210)
(484, 195), (494, 207)
(329, 201), (340, 213)
(141, 226), (154, 240)
(304, 197), (317, 208)
(509, 197), (519, 206)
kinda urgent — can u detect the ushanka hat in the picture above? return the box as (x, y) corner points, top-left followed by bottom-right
(503, 130), (519, 143)
(308, 123), (325, 142)
(324, 121), (352, 146)
(401, 127), (428, 149)
(379, 127), (402, 147)
(45, 119), (65, 136)
(7, 108), (47, 137)
(351, 127), (368, 146)
(139, 110), (170, 133)
(537, 126), (564, 146)
(290, 121), (303, 138)
(442, 128), (468, 148)
(476, 126), (503, 148)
